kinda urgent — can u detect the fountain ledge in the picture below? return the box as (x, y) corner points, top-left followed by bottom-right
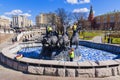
(0, 42), (120, 77)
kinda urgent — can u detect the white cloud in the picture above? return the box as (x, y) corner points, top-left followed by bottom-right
(0, 15), (12, 21)
(66, 0), (90, 4)
(4, 9), (31, 17)
(66, 0), (78, 4)
(5, 9), (23, 15)
(21, 13), (31, 17)
(80, 0), (90, 4)
(73, 8), (89, 13)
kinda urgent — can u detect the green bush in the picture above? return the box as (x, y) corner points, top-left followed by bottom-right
(112, 38), (120, 44)
(104, 37), (120, 44)
(104, 32), (120, 44)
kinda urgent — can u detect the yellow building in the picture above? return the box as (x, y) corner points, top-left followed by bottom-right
(36, 13), (58, 27)
(95, 12), (120, 30)
(0, 17), (10, 29)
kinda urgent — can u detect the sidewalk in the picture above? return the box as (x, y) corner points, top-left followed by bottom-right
(90, 36), (120, 46)
(0, 33), (14, 52)
(88, 36), (102, 43)
(92, 36), (102, 43)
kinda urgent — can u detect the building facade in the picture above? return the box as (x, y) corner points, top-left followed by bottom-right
(36, 13), (58, 27)
(87, 5), (120, 30)
(0, 17), (10, 29)
(94, 12), (120, 30)
(12, 15), (33, 28)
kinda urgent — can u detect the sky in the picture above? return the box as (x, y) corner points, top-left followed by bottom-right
(0, 0), (120, 24)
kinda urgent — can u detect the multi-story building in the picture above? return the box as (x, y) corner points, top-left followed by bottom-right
(36, 13), (58, 27)
(12, 15), (33, 28)
(94, 12), (120, 30)
(0, 16), (10, 29)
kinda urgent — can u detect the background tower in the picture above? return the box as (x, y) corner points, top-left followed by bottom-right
(88, 5), (94, 22)
(88, 5), (95, 30)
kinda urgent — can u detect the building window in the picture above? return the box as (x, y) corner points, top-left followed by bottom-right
(119, 14), (120, 22)
(103, 16), (107, 23)
(110, 15), (114, 22)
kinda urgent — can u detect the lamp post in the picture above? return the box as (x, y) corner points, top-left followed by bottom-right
(104, 26), (107, 43)
(80, 23), (85, 40)
(82, 28), (85, 40)
(108, 27), (112, 43)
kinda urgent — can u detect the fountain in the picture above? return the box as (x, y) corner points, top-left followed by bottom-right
(17, 24), (82, 61)
(16, 24), (120, 62)
(1, 24), (120, 77)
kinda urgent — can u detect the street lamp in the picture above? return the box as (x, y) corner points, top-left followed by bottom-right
(108, 27), (112, 43)
(79, 24), (85, 40)
(82, 28), (85, 40)
(104, 27), (107, 43)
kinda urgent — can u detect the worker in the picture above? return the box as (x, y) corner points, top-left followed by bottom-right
(69, 48), (75, 61)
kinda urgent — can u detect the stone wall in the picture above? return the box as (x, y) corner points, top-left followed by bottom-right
(0, 41), (120, 77)
(79, 41), (120, 54)
(0, 52), (120, 77)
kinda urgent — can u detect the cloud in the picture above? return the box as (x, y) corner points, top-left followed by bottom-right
(21, 13), (31, 17)
(0, 15), (12, 21)
(5, 9), (23, 15)
(80, 0), (90, 4)
(4, 9), (31, 17)
(66, 0), (78, 4)
(73, 8), (89, 13)
(66, 0), (90, 4)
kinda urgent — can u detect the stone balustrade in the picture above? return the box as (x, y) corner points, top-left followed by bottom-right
(16, 30), (42, 41)
(0, 29), (14, 34)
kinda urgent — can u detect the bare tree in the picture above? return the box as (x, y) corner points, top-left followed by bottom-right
(72, 12), (88, 29)
(73, 13), (82, 22)
(48, 12), (57, 25)
(55, 8), (69, 34)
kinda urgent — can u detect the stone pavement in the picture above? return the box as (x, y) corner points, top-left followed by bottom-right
(90, 36), (120, 46)
(88, 36), (102, 43)
(92, 36), (102, 43)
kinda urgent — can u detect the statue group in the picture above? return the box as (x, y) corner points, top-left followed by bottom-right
(42, 23), (81, 48)
(40, 23), (81, 59)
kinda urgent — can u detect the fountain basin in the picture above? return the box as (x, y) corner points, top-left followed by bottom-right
(17, 45), (120, 62)
(0, 41), (120, 77)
